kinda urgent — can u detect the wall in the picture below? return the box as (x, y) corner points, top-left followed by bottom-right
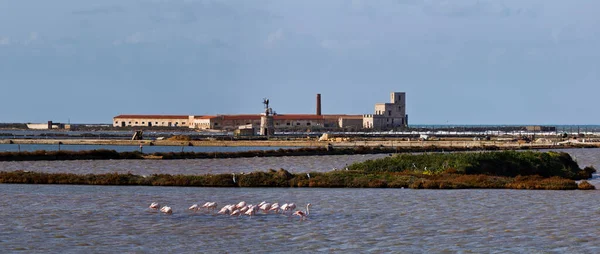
(113, 117), (189, 127)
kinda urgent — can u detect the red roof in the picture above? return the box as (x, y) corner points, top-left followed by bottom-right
(273, 114), (324, 120)
(193, 115), (217, 120)
(219, 115), (262, 120)
(114, 115), (189, 119)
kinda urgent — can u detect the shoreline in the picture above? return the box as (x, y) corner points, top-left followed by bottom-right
(1, 138), (599, 149)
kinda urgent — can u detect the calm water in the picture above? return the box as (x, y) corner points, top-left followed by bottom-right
(2, 186), (600, 253)
(0, 144), (296, 153)
(1, 148), (600, 252)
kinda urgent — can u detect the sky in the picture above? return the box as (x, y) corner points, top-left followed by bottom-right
(0, 0), (598, 125)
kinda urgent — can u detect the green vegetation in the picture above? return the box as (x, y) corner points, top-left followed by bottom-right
(0, 147), (484, 161)
(0, 151), (595, 190)
(348, 151), (595, 180)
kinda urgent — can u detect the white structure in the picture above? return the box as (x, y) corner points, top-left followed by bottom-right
(113, 115), (189, 127)
(363, 92), (408, 130)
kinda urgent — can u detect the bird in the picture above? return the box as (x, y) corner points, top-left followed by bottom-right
(259, 203), (272, 213)
(160, 206), (173, 215)
(293, 203), (311, 220)
(284, 203), (296, 215)
(235, 201), (246, 209)
(218, 204), (233, 215)
(269, 203), (280, 213)
(202, 202), (218, 212)
(232, 173), (236, 183)
(149, 202), (160, 210)
(230, 209), (242, 216)
(244, 205), (258, 216)
(189, 204), (199, 212)
(307, 173), (311, 179)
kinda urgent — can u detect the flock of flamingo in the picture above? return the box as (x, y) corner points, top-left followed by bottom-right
(148, 201), (312, 220)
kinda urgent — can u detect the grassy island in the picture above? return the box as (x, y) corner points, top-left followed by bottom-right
(0, 145), (593, 162)
(0, 151), (595, 190)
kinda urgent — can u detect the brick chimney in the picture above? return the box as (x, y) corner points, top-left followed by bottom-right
(316, 94), (321, 116)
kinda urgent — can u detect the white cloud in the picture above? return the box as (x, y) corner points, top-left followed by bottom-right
(265, 29), (284, 47)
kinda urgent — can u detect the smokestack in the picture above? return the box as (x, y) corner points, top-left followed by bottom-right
(316, 94), (321, 116)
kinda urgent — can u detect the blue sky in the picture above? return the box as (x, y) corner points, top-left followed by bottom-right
(1, 0), (598, 125)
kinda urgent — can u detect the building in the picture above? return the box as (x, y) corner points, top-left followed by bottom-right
(363, 92), (408, 130)
(27, 121), (70, 130)
(113, 92), (408, 131)
(113, 115), (190, 127)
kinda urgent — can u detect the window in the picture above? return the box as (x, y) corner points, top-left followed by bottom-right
(275, 123), (279, 125)
(142, 122), (145, 124)
(286, 123), (291, 126)
(155, 122), (158, 124)
(135, 122), (138, 124)
(296, 123), (300, 125)
(128, 122), (131, 124)
(388, 110), (391, 116)
(307, 123), (311, 126)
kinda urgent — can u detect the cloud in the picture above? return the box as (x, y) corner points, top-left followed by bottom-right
(265, 29), (284, 47)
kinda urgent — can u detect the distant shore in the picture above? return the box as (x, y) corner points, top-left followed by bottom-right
(1, 138), (599, 149)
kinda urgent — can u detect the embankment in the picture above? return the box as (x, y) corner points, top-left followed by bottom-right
(1, 138), (600, 149)
(0, 151), (595, 190)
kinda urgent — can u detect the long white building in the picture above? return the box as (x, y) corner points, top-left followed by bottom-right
(113, 92), (408, 131)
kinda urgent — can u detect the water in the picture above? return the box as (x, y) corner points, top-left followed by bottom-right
(0, 154), (387, 175)
(0, 148), (598, 176)
(2, 185), (600, 253)
(0, 144), (296, 153)
(1, 148), (600, 252)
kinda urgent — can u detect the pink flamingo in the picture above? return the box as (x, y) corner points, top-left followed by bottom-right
(189, 204), (199, 212)
(149, 202), (160, 210)
(160, 206), (173, 215)
(292, 203), (311, 220)
(202, 202), (218, 212)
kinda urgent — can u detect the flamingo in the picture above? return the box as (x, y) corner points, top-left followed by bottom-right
(218, 204), (233, 215)
(160, 206), (173, 215)
(149, 202), (160, 210)
(235, 201), (246, 209)
(244, 205), (258, 216)
(292, 203), (311, 220)
(231, 209), (242, 216)
(189, 204), (199, 212)
(280, 203), (289, 212)
(202, 202), (218, 212)
(259, 203), (272, 213)
(269, 203), (280, 213)
(285, 203), (296, 214)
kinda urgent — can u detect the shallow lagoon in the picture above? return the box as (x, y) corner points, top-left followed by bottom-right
(1, 148), (600, 252)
